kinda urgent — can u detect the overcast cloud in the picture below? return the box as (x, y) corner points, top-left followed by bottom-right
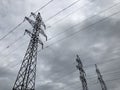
(0, 0), (120, 90)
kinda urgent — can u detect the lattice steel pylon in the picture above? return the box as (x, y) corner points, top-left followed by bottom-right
(95, 64), (107, 90)
(76, 55), (88, 90)
(12, 12), (47, 90)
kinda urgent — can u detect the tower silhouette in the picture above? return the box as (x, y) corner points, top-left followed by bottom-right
(76, 55), (88, 90)
(13, 12), (47, 90)
(95, 64), (107, 90)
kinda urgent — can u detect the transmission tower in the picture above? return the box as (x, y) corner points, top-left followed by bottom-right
(95, 64), (107, 90)
(12, 12), (47, 90)
(76, 55), (88, 90)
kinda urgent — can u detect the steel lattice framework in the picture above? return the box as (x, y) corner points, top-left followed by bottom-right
(13, 12), (47, 90)
(76, 55), (88, 90)
(95, 64), (107, 90)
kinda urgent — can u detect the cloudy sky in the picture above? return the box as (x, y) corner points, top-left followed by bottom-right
(0, 0), (120, 90)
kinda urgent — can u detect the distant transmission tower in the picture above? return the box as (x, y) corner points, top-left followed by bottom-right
(76, 55), (88, 90)
(12, 12), (47, 90)
(95, 64), (107, 90)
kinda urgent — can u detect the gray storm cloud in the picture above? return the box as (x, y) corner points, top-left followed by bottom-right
(0, 0), (120, 90)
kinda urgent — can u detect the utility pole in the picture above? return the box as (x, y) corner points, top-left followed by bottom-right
(12, 12), (47, 90)
(76, 55), (88, 90)
(95, 64), (107, 90)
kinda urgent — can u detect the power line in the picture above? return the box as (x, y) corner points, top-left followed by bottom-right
(45, 0), (81, 22)
(56, 74), (120, 90)
(5, 1), (120, 51)
(50, 2), (89, 26)
(62, 59), (120, 83)
(0, 0), (81, 43)
(84, 57), (120, 69)
(2, 4), (120, 69)
(34, 0), (54, 13)
(2, 39), (28, 59)
(0, 0), (84, 51)
(0, 1), (120, 89)
(48, 1), (120, 41)
(0, 34), (25, 52)
(89, 76), (120, 88)
(37, 67), (120, 90)
(3, 46), (119, 90)
(0, 21), (24, 41)
(35, 9), (120, 82)
(11, 58), (120, 85)
(87, 69), (120, 80)
(0, 0), (54, 42)
(81, 77), (120, 90)
(40, 8), (120, 52)
(3, 47), (120, 90)
(1, 0), (120, 52)
(1, 1), (120, 74)
(6, 44), (120, 88)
